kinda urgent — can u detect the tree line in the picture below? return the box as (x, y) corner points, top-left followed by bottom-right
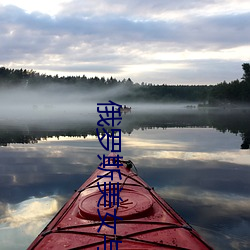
(0, 63), (249, 104)
(1, 108), (249, 148)
(208, 63), (250, 105)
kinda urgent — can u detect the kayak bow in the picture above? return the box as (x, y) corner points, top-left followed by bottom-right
(28, 153), (213, 249)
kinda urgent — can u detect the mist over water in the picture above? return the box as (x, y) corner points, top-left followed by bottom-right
(0, 84), (198, 125)
(0, 84), (250, 249)
(1, 84), (250, 149)
(0, 85), (96, 122)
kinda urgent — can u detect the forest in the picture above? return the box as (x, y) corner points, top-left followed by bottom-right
(0, 63), (249, 104)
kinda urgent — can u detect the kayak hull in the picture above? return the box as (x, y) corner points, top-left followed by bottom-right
(28, 154), (213, 249)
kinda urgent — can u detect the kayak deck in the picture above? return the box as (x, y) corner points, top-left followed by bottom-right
(28, 155), (213, 249)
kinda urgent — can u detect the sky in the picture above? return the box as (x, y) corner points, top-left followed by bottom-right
(0, 0), (250, 85)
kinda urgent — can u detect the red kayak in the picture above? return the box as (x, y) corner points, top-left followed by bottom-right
(28, 153), (213, 249)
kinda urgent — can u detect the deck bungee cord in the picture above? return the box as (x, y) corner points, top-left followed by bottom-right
(28, 155), (213, 249)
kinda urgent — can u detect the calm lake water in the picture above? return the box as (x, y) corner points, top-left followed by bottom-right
(0, 104), (250, 249)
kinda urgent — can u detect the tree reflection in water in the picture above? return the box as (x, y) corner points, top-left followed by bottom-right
(0, 108), (249, 149)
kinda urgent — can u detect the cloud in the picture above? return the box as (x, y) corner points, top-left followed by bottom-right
(2, 6), (248, 51)
(6, 5), (248, 49)
(58, 0), (242, 19)
(0, 1), (250, 84)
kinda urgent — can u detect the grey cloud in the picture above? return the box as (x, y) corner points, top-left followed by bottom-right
(185, 13), (250, 49)
(0, 3), (249, 84)
(60, 0), (216, 18)
(132, 59), (244, 85)
(40, 64), (121, 74)
(1, 4), (249, 50)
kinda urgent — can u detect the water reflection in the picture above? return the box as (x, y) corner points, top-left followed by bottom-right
(0, 196), (62, 250)
(0, 196), (59, 228)
(0, 108), (250, 249)
(0, 107), (250, 149)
